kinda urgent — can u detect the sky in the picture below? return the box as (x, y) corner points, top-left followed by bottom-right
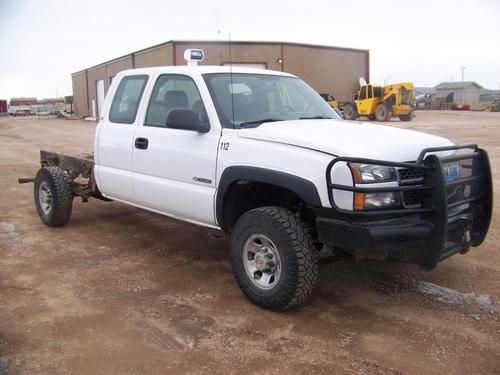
(0, 0), (499, 99)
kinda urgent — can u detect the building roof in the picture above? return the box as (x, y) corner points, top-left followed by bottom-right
(434, 81), (483, 90)
(115, 65), (296, 78)
(10, 97), (37, 101)
(72, 39), (369, 75)
(414, 87), (436, 95)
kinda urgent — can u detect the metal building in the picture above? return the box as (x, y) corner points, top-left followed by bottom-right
(71, 40), (370, 118)
(434, 81), (483, 108)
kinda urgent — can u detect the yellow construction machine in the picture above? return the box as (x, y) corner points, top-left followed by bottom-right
(342, 81), (414, 122)
(319, 93), (339, 109)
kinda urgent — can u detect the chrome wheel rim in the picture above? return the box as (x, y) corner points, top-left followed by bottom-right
(38, 181), (52, 215)
(243, 234), (281, 290)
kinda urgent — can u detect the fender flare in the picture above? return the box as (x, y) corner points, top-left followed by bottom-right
(216, 166), (322, 228)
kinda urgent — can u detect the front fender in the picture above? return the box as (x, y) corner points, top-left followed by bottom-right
(216, 166), (321, 228)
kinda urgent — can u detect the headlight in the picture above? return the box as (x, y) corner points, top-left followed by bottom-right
(355, 192), (400, 210)
(349, 163), (397, 183)
(348, 163), (399, 210)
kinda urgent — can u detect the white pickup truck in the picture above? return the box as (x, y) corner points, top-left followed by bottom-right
(24, 50), (492, 311)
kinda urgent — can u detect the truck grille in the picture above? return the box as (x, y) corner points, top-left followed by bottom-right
(398, 167), (425, 208)
(402, 189), (424, 207)
(398, 167), (424, 182)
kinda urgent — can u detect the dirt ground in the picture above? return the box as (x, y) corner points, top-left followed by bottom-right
(1, 111), (499, 374)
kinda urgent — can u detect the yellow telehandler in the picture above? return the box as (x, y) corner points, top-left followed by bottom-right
(342, 82), (414, 122)
(319, 93), (339, 108)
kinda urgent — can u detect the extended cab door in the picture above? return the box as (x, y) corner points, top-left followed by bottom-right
(356, 85), (369, 115)
(131, 73), (221, 226)
(94, 74), (149, 201)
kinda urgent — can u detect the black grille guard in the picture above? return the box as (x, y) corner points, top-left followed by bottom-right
(325, 144), (493, 270)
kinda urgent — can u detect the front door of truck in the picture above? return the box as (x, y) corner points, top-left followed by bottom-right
(95, 74), (149, 201)
(131, 73), (220, 226)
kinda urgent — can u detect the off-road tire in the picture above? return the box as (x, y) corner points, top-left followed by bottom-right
(399, 111), (414, 122)
(230, 206), (320, 311)
(342, 102), (358, 120)
(34, 167), (73, 227)
(375, 103), (392, 121)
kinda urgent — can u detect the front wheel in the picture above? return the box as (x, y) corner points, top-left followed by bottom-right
(342, 103), (358, 120)
(230, 206), (319, 311)
(34, 167), (73, 227)
(375, 103), (392, 121)
(399, 111), (414, 122)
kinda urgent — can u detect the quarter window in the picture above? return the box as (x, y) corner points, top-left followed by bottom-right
(145, 74), (208, 128)
(109, 75), (148, 124)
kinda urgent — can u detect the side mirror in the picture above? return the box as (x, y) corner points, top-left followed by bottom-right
(166, 109), (210, 133)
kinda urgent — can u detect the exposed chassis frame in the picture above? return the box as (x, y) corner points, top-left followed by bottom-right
(19, 150), (108, 202)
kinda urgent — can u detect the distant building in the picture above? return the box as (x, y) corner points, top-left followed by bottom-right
(0, 100), (7, 113)
(434, 81), (482, 108)
(8, 97), (70, 114)
(414, 87), (436, 97)
(71, 40), (370, 118)
(37, 98), (65, 105)
(10, 97), (37, 106)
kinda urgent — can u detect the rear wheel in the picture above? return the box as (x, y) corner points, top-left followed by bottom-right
(230, 206), (319, 311)
(375, 103), (392, 121)
(342, 103), (358, 120)
(34, 167), (73, 227)
(399, 111), (414, 122)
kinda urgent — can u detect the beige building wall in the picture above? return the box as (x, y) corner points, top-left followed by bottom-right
(283, 45), (368, 102)
(135, 45), (173, 68)
(86, 65), (106, 117)
(72, 71), (88, 117)
(71, 41), (369, 117)
(106, 56), (134, 90)
(174, 42), (282, 71)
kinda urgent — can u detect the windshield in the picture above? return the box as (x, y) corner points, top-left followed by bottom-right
(203, 73), (341, 128)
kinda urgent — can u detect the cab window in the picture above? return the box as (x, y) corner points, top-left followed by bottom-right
(359, 86), (367, 100)
(145, 74), (208, 128)
(109, 75), (148, 124)
(373, 86), (383, 98)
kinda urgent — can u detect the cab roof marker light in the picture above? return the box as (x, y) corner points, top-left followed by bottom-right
(184, 49), (204, 66)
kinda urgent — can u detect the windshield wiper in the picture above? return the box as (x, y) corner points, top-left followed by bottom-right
(298, 115), (333, 120)
(239, 118), (284, 127)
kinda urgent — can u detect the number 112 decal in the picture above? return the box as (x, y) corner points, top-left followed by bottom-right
(220, 142), (230, 151)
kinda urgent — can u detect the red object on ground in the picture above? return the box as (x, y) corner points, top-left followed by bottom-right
(452, 104), (471, 111)
(0, 100), (7, 113)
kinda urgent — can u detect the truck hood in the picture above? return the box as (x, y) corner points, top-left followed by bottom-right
(238, 119), (453, 161)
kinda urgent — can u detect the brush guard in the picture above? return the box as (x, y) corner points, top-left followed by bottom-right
(322, 144), (492, 270)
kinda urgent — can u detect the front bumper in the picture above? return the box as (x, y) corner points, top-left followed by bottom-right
(317, 145), (492, 270)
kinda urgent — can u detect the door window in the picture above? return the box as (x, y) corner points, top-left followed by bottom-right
(359, 86), (367, 100)
(109, 75), (148, 124)
(145, 74), (208, 128)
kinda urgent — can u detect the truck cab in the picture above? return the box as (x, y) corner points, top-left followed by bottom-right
(30, 50), (492, 311)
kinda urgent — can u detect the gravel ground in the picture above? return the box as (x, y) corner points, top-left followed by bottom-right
(0, 111), (499, 374)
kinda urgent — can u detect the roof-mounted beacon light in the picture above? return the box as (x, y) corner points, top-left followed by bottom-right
(184, 49), (204, 66)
